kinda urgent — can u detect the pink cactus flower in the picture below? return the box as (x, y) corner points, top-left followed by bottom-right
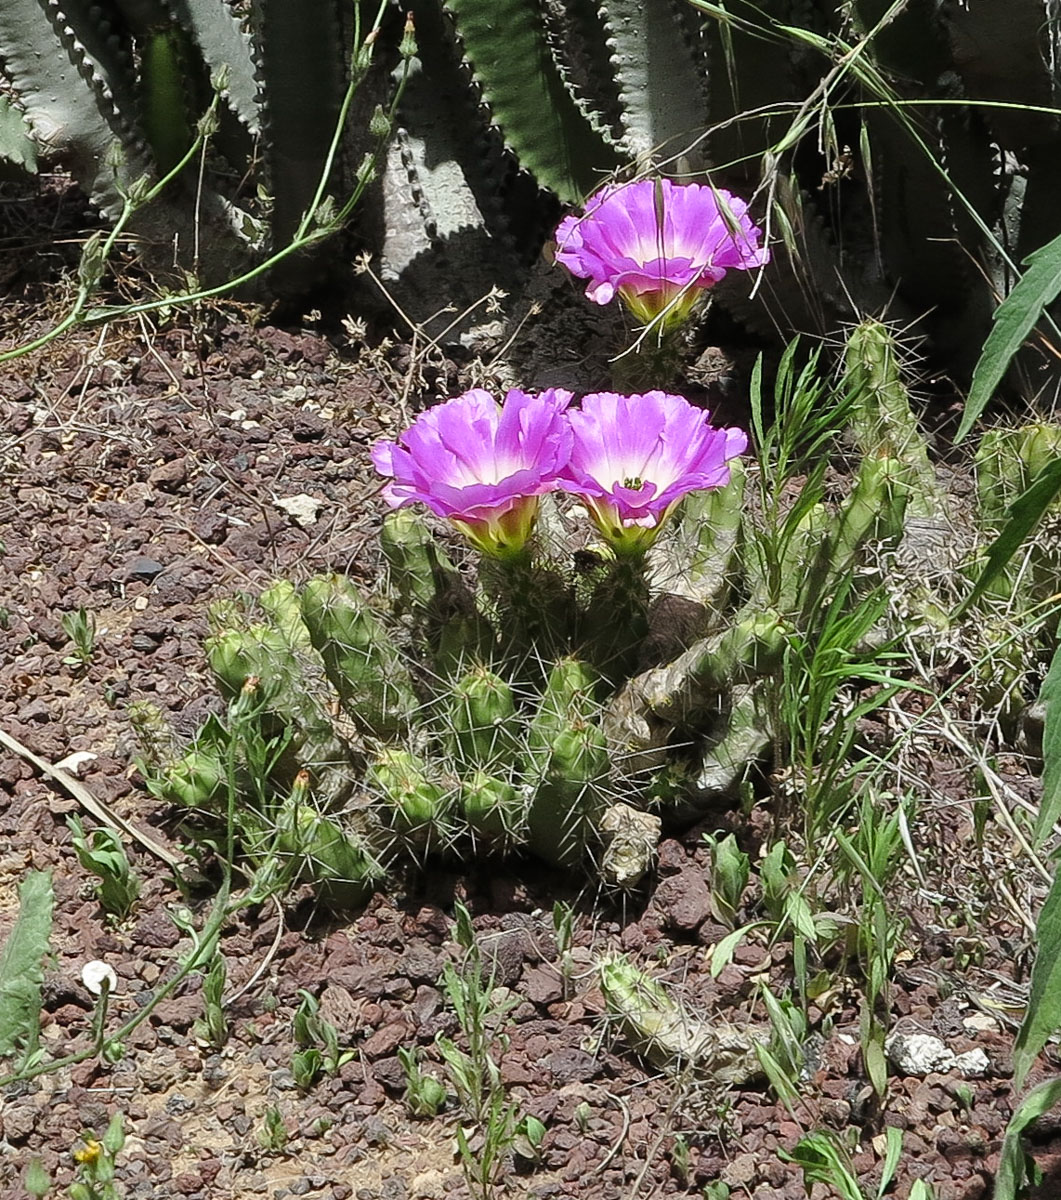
(371, 387), (573, 559)
(559, 390), (747, 554)
(554, 178), (770, 329)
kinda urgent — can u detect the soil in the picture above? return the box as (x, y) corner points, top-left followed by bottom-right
(1, 181), (1060, 1200)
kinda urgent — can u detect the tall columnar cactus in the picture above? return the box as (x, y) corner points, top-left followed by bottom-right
(0, 0), (393, 292)
(7, 0), (1061, 373)
(381, 0), (1061, 387)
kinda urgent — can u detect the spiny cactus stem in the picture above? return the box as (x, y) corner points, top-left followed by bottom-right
(581, 550), (651, 684)
(610, 330), (686, 392)
(478, 549), (573, 664)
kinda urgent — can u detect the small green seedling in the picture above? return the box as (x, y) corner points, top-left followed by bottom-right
(257, 1104), (290, 1154)
(67, 818), (140, 921)
(61, 607), (97, 669)
(670, 1133), (692, 1186)
(703, 832), (750, 927)
(512, 1113), (546, 1164)
(24, 1159), (50, 1198)
(193, 952), (227, 1050)
(398, 1046), (447, 1117)
(291, 989), (354, 1088)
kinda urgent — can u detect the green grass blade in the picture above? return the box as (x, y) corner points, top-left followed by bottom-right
(953, 456), (1061, 618)
(0, 870), (53, 1059)
(995, 1077), (1061, 1200)
(957, 230), (1061, 444)
(1013, 858), (1061, 1088)
(1033, 643), (1061, 848)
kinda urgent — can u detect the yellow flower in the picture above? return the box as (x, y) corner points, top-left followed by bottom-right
(74, 1138), (102, 1166)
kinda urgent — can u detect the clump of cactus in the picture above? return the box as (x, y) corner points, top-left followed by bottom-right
(134, 320), (1056, 908)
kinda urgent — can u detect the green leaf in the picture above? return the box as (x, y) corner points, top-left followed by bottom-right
(0, 870), (53, 1059)
(995, 1077), (1061, 1200)
(958, 231), (1061, 444)
(954, 456), (1061, 618)
(1014, 856), (1061, 1087)
(1033, 643), (1061, 848)
(23, 1158), (50, 1198)
(877, 1125), (903, 1198)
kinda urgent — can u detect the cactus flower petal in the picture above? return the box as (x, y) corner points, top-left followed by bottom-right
(371, 387), (573, 558)
(559, 391), (747, 553)
(554, 178), (769, 329)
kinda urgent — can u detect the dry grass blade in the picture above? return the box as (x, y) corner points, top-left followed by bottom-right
(0, 726), (183, 869)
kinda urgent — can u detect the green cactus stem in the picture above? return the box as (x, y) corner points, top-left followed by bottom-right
(626, 607), (787, 732)
(204, 622), (337, 754)
(447, 665), (521, 772)
(148, 746), (227, 810)
(299, 573), (419, 739)
(477, 550), (574, 666)
(276, 795), (385, 910)
(844, 318), (948, 520)
(526, 719), (611, 869)
(258, 579), (315, 650)
(578, 549), (652, 684)
(459, 769), (525, 845)
(366, 746), (449, 850)
(830, 453), (911, 576)
(654, 460), (746, 615)
(380, 507), (454, 613)
(442, 0), (619, 204)
(527, 657), (601, 755)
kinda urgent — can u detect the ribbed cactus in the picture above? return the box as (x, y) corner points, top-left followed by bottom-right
(299, 573), (419, 740)
(0, 0), (394, 294)
(134, 320), (1055, 904)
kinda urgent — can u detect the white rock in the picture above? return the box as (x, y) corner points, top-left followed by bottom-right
(954, 1048), (992, 1078)
(885, 1032), (956, 1075)
(274, 493), (324, 527)
(54, 751), (97, 775)
(963, 1012), (999, 1034)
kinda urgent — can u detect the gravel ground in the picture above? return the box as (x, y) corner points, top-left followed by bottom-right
(1, 184), (1060, 1200)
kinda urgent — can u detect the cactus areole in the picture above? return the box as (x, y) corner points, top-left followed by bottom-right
(554, 179), (770, 331)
